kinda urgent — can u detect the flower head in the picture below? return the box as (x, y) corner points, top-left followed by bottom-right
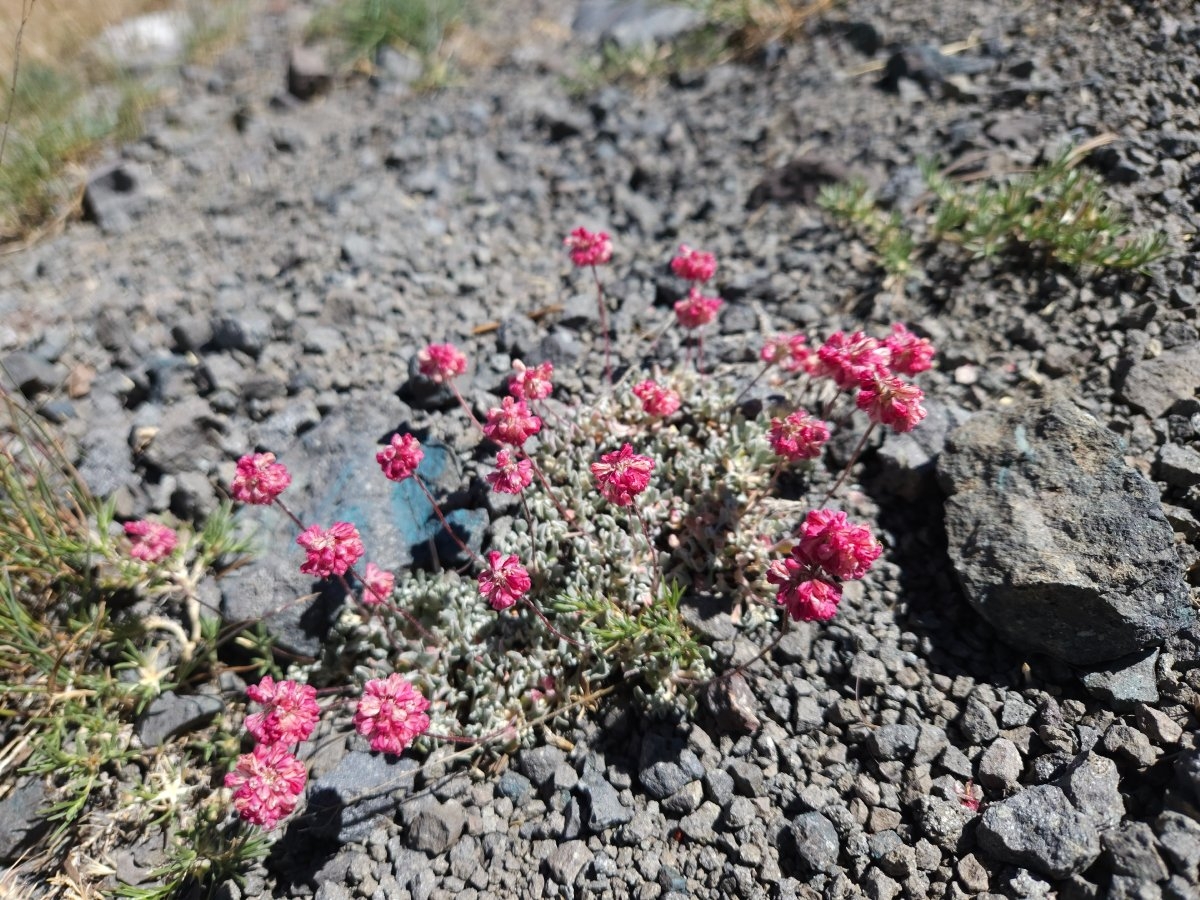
(417, 343), (468, 383)
(793, 509), (881, 581)
(815, 331), (892, 390)
(670, 244), (717, 283)
(856, 374), (927, 433)
(508, 360), (554, 401)
(884, 323), (935, 375)
(124, 520), (177, 562)
(244, 676), (320, 746)
(768, 412), (830, 462)
(761, 334), (818, 374)
(377, 433), (424, 482)
(632, 379), (682, 417)
(486, 449), (534, 494)
(766, 557), (842, 622)
(564, 227), (613, 268)
(353, 674), (431, 756)
(591, 444), (655, 507)
(231, 452), (291, 505)
(477, 551), (532, 611)
(225, 743), (307, 830)
(673, 286), (723, 329)
(360, 562), (395, 607)
(483, 397), (542, 447)
(296, 521), (364, 578)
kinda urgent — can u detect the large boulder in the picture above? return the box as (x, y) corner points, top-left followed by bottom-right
(938, 400), (1192, 665)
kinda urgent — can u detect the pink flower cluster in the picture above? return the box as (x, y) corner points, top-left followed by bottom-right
(509, 360), (554, 401)
(297, 521), (364, 578)
(633, 379), (681, 417)
(674, 286), (723, 330)
(670, 244), (717, 283)
(761, 334), (818, 374)
(353, 673), (431, 756)
(564, 227), (613, 268)
(124, 520), (177, 562)
(767, 509), (882, 622)
(231, 452), (291, 505)
(768, 412), (830, 462)
(418, 343), (468, 383)
(227, 676), (318, 830)
(592, 444), (655, 507)
(377, 433), (424, 482)
(360, 562), (395, 606)
(478, 550), (532, 611)
(486, 449), (533, 494)
(484, 397), (542, 446)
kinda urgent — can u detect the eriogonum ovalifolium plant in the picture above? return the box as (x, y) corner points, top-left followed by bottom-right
(214, 231), (932, 832)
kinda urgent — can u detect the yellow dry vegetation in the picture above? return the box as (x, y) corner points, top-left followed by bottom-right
(0, 0), (170, 77)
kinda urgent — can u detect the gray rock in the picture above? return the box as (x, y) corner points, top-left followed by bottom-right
(1137, 704), (1183, 745)
(497, 770), (533, 805)
(307, 751), (419, 844)
(661, 780), (703, 815)
(409, 801), (467, 854)
(83, 162), (161, 234)
(640, 761), (690, 800)
(138, 396), (223, 476)
(1155, 811), (1200, 878)
(958, 695), (1000, 744)
(517, 745), (567, 791)
(867, 723), (919, 761)
(1157, 443), (1200, 489)
(977, 738), (1022, 792)
(875, 400), (971, 499)
(545, 840), (592, 885)
(939, 400), (1193, 665)
(977, 784), (1101, 878)
(0, 776), (48, 862)
(1080, 648), (1160, 711)
(678, 800), (720, 842)
(573, 0), (703, 49)
(726, 759), (763, 795)
(1104, 821), (1170, 882)
(790, 811), (840, 874)
(579, 771), (633, 831)
(703, 673), (760, 734)
(1120, 343), (1200, 418)
(2, 350), (61, 397)
(1056, 752), (1123, 830)
(95, 11), (189, 70)
(1102, 723), (1158, 768)
(1174, 750), (1200, 805)
(912, 796), (974, 852)
(211, 311), (272, 357)
(136, 691), (222, 747)
(288, 45), (332, 100)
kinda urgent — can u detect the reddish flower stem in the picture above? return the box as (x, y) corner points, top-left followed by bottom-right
(728, 360), (774, 410)
(518, 449), (575, 524)
(823, 423), (875, 504)
(591, 264), (612, 386)
(449, 379), (486, 433)
(632, 505), (661, 602)
(413, 474), (482, 565)
(522, 596), (584, 648)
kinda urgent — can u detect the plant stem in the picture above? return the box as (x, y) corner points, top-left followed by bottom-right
(591, 264), (612, 386)
(823, 423), (875, 504)
(522, 596), (584, 648)
(449, 379), (486, 433)
(632, 505), (661, 602)
(413, 474), (481, 564)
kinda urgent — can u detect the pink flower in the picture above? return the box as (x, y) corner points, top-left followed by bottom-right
(762, 334), (818, 374)
(632, 379), (682, 417)
(673, 286), (723, 329)
(766, 557), (842, 622)
(353, 674), (431, 756)
(486, 449), (534, 494)
(564, 227), (613, 268)
(360, 562), (395, 607)
(591, 444), (655, 507)
(793, 509), (881, 581)
(856, 374), (927, 433)
(231, 452), (291, 505)
(417, 343), (468, 383)
(670, 244), (717, 282)
(224, 743), (307, 830)
(883, 323), (935, 375)
(815, 331), (892, 390)
(244, 676), (320, 746)
(768, 412), (830, 461)
(296, 521), (364, 578)
(377, 433), (424, 482)
(477, 550), (532, 611)
(124, 520), (177, 562)
(509, 360), (554, 401)
(483, 396), (542, 447)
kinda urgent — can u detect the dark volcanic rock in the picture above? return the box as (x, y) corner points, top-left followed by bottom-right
(977, 784), (1101, 878)
(939, 400), (1193, 665)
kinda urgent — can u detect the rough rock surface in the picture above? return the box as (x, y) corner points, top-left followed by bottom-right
(939, 400), (1193, 665)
